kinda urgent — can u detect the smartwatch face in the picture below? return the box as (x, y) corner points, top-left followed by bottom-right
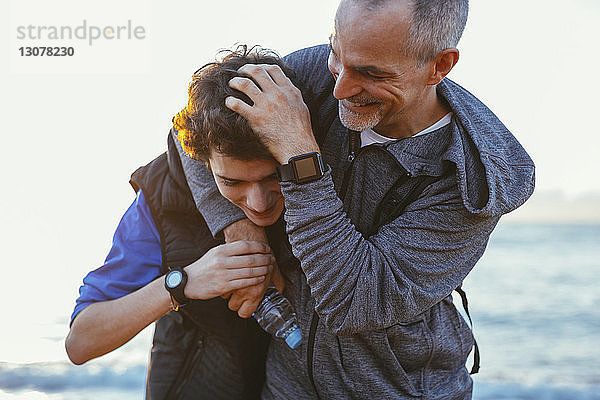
(291, 153), (323, 183)
(166, 270), (183, 288)
(294, 157), (318, 179)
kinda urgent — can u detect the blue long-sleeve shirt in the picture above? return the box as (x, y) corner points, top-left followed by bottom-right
(70, 191), (162, 325)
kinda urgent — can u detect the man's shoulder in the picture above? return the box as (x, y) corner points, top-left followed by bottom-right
(284, 44), (333, 91)
(284, 44), (329, 65)
(130, 151), (168, 193)
(130, 131), (189, 199)
(438, 78), (536, 216)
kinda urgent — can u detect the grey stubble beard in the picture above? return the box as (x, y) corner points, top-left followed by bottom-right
(338, 101), (384, 132)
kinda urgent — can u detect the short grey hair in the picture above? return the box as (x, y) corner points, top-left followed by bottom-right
(355, 0), (469, 65)
(406, 0), (469, 64)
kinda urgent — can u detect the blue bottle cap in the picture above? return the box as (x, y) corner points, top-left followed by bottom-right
(285, 327), (302, 349)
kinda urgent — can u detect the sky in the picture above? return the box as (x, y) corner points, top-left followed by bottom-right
(0, 0), (598, 368)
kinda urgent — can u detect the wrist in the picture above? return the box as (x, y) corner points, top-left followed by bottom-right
(273, 139), (320, 165)
(223, 219), (268, 243)
(276, 151), (325, 184)
(164, 267), (190, 310)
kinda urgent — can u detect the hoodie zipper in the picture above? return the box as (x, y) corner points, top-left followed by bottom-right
(307, 310), (321, 399)
(338, 130), (362, 198)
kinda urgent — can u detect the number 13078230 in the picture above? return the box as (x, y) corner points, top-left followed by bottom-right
(19, 47), (75, 56)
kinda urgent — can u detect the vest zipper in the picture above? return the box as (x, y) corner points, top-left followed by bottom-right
(164, 326), (203, 399)
(172, 343), (203, 399)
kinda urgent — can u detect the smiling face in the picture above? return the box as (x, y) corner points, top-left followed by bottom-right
(209, 152), (284, 227)
(328, 0), (436, 138)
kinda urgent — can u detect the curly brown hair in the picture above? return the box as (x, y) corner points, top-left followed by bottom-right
(173, 45), (295, 163)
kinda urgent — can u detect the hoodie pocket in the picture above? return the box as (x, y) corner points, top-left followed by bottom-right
(330, 319), (433, 397)
(385, 317), (434, 395)
(428, 298), (474, 370)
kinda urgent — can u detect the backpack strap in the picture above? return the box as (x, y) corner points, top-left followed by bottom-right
(370, 171), (481, 374)
(455, 286), (480, 374)
(369, 171), (439, 237)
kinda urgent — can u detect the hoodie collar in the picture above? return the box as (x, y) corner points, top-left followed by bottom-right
(382, 78), (535, 217)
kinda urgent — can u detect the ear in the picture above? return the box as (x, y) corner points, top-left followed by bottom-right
(426, 48), (459, 86)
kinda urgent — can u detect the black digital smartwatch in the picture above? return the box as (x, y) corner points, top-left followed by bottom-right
(164, 267), (189, 308)
(276, 152), (325, 184)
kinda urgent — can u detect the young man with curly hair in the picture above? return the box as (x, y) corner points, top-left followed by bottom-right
(66, 46), (291, 399)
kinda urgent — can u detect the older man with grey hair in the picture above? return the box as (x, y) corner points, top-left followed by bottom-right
(179, 0), (535, 398)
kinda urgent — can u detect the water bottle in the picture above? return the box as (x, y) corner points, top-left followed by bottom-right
(253, 287), (302, 349)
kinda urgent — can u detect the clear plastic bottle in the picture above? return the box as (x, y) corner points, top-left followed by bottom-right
(253, 287), (302, 349)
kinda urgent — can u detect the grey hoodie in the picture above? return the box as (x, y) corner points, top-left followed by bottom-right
(178, 45), (535, 399)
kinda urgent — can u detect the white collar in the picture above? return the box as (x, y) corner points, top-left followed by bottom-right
(360, 112), (453, 147)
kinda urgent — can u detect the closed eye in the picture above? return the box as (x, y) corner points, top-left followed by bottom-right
(221, 179), (240, 187)
(328, 34), (392, 81)
(365, 72), (389, 80)
(355, 67), (393, 80)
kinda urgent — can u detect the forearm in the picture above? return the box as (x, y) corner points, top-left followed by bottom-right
(223, 218), (268, 243)
(66, 276), (170, 364)
(66, 240), (272, 363)
(281, 171), (499, 333)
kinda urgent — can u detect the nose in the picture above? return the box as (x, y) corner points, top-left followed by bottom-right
(246, 184), (270, 213)
(329, 56), (362, 100)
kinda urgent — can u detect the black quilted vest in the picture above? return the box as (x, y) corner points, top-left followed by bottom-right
(130, 133), (268, 400)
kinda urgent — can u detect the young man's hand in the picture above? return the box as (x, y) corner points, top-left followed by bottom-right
(226, 265), (286, 318)
(184, 240), (274, 300)
(222, 218), (286, 318)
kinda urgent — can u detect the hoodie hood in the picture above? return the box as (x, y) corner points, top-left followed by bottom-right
(438, 78), (535, 217)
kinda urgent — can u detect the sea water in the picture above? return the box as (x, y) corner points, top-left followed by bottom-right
(1, 223), (598, 399)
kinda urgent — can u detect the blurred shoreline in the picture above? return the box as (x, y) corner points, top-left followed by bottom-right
(1, 206), (598, 400)
(502, 190), (600, 224)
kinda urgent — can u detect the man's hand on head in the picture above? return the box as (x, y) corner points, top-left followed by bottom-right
(225, 64), (320, 163)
